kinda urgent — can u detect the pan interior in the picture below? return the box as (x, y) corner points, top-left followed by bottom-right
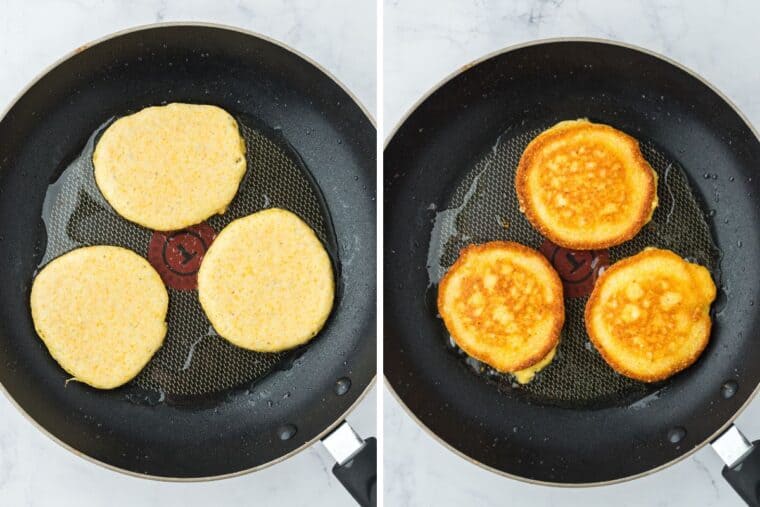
(427, 124), (720, 409)
(39, 111), (336, 400)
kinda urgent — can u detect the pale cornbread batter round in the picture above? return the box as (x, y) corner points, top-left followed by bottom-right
(516, 119), (658, 249)
(437, 241), (564, 373)
(30, 246), (168, 389)
(585, 248), (716, 382)
(93, 103), (246, 231)
(198, 208), (334, 352)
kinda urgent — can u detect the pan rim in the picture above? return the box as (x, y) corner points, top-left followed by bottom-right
(0, 20), (376, 483)
(383, 35), (760, 487)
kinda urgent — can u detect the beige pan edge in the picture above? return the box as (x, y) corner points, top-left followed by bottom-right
(382, 35), (760, 488)
(0, 20), (376, 483)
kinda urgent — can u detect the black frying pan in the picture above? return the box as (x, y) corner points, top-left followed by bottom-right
(384, 39), (760, 505)
(0, 23), (376, 505)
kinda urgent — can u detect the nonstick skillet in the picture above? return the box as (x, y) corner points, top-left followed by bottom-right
(384, 39), (760, 505)
(0, 23), (376, 506)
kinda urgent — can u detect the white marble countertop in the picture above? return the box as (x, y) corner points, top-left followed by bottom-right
(0, 1), (375, 506)
(384, 0), (760, 505)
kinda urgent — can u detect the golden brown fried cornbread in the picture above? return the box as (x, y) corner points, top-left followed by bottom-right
(585, 248), (716, 382)
(516, 119), (658, 249)
(438, 241), (564, 373)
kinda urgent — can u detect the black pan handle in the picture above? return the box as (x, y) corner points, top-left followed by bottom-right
(723, 445), (760, 507)
(332, 437), (377, 506)
(713, 425), (760, 506)
(321, 421), (377, 506)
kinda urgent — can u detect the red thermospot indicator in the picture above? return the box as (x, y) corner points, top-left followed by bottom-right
(540, 239), (609, 298)
(148, 222), (217, 291)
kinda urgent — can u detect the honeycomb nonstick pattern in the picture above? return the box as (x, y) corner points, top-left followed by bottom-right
(427, 126), (720, 408)
(40, 115), (331, 397)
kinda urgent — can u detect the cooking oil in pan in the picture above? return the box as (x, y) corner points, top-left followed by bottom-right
(426, 125), (721, 409)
